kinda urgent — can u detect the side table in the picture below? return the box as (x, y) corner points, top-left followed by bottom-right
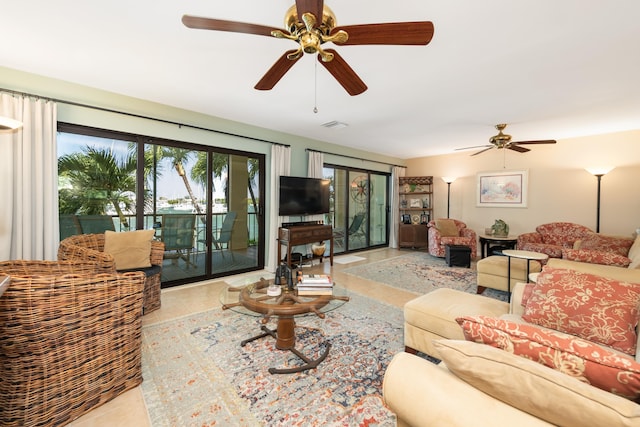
(478, 234), (518, 258)
(502, 250), (549, 295)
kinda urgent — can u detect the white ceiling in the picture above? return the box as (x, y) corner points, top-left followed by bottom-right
(3, 1), (640, 159)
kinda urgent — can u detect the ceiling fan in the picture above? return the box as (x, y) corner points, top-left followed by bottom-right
(181, 0), (434, 96)
(456, 124), (557, 156)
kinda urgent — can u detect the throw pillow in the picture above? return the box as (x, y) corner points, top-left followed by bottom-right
(629, 235), (640, 269)
(522, 267), (640, 355)
(435, 218), (459, 237)
(104, 229), (155, 270)
(562, 248), (632, 268)
(433, 339), (640, 427)
(456, 316), (640, 399)
(579, 232), (634, 257)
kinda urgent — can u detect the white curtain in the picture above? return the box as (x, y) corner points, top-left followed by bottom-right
(0, 93), (58, 261)
(306, 151), (325, 223)
(388, 166), (406, 248)
(266, 144), (291, 272)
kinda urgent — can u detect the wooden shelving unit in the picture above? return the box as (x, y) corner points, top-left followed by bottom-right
(398, 176), (433, 248)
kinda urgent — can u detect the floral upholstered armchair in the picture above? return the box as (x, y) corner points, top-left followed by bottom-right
(427, 219), (477, 258)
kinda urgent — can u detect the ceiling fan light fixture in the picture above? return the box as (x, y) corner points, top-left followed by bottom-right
(0, 116), (23, 133)
(321, 120), (348, 130)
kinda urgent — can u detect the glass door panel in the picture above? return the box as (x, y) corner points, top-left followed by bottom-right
(369, 173), (388, 245)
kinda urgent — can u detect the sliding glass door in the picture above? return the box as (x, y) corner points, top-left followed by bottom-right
(57, 124), (265, 287)
(324, 166), (389, 253)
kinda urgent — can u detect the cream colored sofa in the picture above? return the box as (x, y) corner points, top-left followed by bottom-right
(385, 258), (640, 427)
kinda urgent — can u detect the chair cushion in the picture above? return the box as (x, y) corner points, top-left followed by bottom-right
(522, 267), (640, 355)
(577, 232), (634, 257)
(435, 218), (459, 237)
(433, 339), (640, 427)
(104, 229), (155, 270)
(562, 248), (631, 267)
(456, 316), (640, 399)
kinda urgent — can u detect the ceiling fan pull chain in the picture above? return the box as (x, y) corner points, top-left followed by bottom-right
(313, 60), (318, 114)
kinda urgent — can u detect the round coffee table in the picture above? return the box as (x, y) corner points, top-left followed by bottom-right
(221, 277), (349, 374)
(502, 249), (549, 295)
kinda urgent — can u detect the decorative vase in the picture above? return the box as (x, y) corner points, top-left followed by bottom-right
(311, 242), (326, 257)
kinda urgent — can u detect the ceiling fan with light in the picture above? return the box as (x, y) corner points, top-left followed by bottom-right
(456, 124), (557, 156)
(182, 0), (434, 96)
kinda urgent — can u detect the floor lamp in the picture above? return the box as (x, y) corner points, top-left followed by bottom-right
(586, 168), (613, 233)
(442, 177), (456, 219)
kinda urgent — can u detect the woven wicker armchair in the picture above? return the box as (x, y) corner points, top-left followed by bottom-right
(0, 260), (145, 427)
(58, 233), (164, 313)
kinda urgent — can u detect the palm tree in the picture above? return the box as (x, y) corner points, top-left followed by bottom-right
(161, 147), (202, 214)
(58, 146), (137, 228)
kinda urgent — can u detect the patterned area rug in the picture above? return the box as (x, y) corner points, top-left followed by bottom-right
(141, 292), (402, 426)
(343, 251), (508, 302)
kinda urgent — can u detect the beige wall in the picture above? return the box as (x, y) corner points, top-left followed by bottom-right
(406, 130), (640, 238)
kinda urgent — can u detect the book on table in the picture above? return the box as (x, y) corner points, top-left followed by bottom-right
(297, 287), (333, 296)
(298, 274), (332, 285)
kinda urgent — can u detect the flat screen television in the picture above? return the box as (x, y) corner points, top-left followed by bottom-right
(279, 176), (330, 216)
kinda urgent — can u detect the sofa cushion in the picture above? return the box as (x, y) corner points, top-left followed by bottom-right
(104, 229), (155, 270)
(456, 316), (640, 399)
(433, 339), (640, 427)
(578, 232), (634, 257)
(522, 267), (640, 355)
(435, 218), (459, 237)
(562, 248), (632, 268)
(629, 235), (640, 269)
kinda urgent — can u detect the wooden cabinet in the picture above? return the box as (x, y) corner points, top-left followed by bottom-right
(398, 176), (433, 248)
(277, 225), (334, 267)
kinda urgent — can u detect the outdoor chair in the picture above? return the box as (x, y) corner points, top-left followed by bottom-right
(76, 214), (116, 234)
(334, 212), (366, 249)
(0, 260), (145, 427)
(213, 212), (237, 257)
(161, 214), (196, 267)
(58, 233), (164, 313)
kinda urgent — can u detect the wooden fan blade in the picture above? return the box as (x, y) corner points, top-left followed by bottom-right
(295, 0), (324, 24)
(332, 22), (434, 45)
(317, 49), (367, 96)
(254, 50), (301, 90)
(508, 145), (531, 153)
(182, 15), (285, 37)
(471, 147), (495, 156)
(511, 139), (557, 145)
(455, 144), (492, 151)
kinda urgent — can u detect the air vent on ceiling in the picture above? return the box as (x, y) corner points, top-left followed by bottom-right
(321, 121), (348, 130)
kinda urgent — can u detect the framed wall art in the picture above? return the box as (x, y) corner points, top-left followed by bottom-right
(477, 170), (528, 208)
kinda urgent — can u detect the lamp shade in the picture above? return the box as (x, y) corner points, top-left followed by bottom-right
(0, 116), (23, 132)
(442, 176), (456, 184)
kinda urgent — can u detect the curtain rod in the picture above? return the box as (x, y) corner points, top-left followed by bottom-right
(306, 148), (406, 168)
(0, 87), (290, 147)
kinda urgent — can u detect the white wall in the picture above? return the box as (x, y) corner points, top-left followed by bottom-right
(407, 130), (640, 238)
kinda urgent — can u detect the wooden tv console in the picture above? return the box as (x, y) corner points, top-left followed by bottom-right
(277, 225), (334, 267)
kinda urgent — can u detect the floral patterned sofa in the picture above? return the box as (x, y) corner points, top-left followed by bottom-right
(427, 218), (477, 258)
(517, 222), (635, 267)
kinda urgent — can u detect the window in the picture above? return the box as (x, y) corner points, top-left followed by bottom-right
(57, 123), (265, 287)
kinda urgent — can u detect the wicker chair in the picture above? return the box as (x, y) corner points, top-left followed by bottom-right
(0, 260), (145, 427)
(57, 233), (164, 314)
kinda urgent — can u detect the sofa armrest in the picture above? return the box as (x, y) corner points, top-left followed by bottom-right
(57, 240), (116, 273)
(509, 282), (529, 316)
(517, 232), (542, 246)
(383, 352), (552, 427)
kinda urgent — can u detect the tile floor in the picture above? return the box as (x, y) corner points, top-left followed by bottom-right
(68, 247), (416, 426)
